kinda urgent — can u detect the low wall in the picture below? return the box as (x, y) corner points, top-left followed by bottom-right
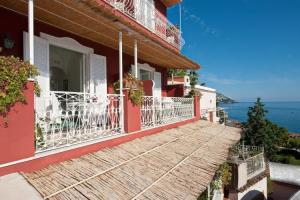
(0, 117), (199, 176)
(142, 80), (154, 96)
(0, 81), (35, 164)
(166, 85), (184, 97)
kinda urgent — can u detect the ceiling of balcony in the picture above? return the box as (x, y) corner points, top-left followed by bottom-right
(0, 0), (199, 70)
(161, 0), (182, 7)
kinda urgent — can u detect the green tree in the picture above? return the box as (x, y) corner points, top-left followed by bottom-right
(187, 70), (199, 97)
(167, 69), (187, 77)
(189, 70), (198, 87)
(242, 98), (288, 159)
(287, 138), (300, 150)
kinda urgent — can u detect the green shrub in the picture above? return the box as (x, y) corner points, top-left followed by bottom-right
(0, 56), (39, 124)
(197, 189), (208, 200)
(286, 138), (300, 150)
(272, 150), (300, 166)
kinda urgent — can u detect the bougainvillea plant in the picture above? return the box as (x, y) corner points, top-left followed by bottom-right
(0, 56), (40, 125)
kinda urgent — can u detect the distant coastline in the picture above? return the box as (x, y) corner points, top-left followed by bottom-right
(289, 133), (300, 137)
(220, 102), (300, 133)
(216, 93), (237, 104)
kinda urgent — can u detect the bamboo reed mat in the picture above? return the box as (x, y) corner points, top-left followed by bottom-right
(23, 120), (241, 200)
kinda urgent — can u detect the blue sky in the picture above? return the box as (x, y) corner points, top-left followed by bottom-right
(169, 0), (300, 102)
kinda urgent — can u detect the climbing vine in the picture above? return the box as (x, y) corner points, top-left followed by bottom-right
(0, 56), (40, 124)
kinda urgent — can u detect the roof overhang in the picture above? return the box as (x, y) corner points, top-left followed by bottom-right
(0, 0), (199, 70)
(161, 0), (182, 7)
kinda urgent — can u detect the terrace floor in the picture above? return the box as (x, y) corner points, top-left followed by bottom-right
(20, 120), (240, 200)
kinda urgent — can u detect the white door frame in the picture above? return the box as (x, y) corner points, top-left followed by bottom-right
(40, 33), (94, 93)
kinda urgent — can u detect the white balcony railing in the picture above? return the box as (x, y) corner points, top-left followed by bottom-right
(232, 144), (266, 180)
(246, 152), (265, 179)
(103, 0), (184, 50)
(141, 96), (194, 129)
(35, 92), (122, 153)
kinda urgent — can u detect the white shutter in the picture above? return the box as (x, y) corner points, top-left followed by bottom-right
(23, 32), (49, 114)
(153, 72), (162, 98)
(90, 53), (107, 98)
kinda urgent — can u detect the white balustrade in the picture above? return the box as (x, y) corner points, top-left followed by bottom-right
(141, 96), (194, 129)
(232, 144), (266, 179)
(35, 91), (122, 152)
(246, 153), (265, 179)
(103, 0), (184, 50)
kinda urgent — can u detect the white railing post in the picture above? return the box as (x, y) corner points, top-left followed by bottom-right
(28, 0), (34, 65)
(119, 32), (124, 133)
(152, 96), (156, 126)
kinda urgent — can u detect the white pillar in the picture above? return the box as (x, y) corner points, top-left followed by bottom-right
(119, 32), (124, 133)
(134, 39), (138, 78)
(28, 0), (34, 65)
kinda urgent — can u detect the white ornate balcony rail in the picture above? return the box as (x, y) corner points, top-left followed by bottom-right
(103, 0), (184, 50)
(34, 92), (122, 153)
(231, 144), (265, 179)
(232, 144), (264, 160)
(246, 152), (265, 179)
(141, 96), (194, 129)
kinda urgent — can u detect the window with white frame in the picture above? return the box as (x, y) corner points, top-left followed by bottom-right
(140, 69), (152, 80)
(49, 45), (84, 92)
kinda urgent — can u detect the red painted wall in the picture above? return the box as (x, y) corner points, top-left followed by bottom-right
(166, 85), (185, 97)
(123, 89), (141, 133)
(0, 81), (35, 164)
(0, 7), (168, 96)
(142, 80), (154, 96)
(194, 96), (201, 120)
(167, 76), (185, 83)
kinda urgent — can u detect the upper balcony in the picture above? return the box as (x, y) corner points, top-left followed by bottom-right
(0, 0), (199, 70)
(103, 0), (184, 50)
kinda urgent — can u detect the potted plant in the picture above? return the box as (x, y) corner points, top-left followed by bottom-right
(113, 73), (144, 106)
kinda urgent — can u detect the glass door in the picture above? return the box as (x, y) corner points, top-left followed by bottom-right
(49, 45), (85, 92)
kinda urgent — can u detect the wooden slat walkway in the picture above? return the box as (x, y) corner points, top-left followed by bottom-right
(23, 120), (241, 200)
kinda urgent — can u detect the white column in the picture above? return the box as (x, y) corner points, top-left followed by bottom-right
(134, 39), (138, 78)
(119, 32), (124, 133)
(28, 0), (34, 65)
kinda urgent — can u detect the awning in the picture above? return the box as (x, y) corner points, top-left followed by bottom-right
(0, 0), (200, 69)
(23, 121), (240, 199)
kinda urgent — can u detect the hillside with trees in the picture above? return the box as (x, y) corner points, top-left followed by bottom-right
(217, 93), (237, 104)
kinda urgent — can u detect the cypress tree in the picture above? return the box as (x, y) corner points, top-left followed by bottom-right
(242, 98), (288, 159)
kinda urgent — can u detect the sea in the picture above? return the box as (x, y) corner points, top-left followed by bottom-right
(220, 102), (300, 133)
